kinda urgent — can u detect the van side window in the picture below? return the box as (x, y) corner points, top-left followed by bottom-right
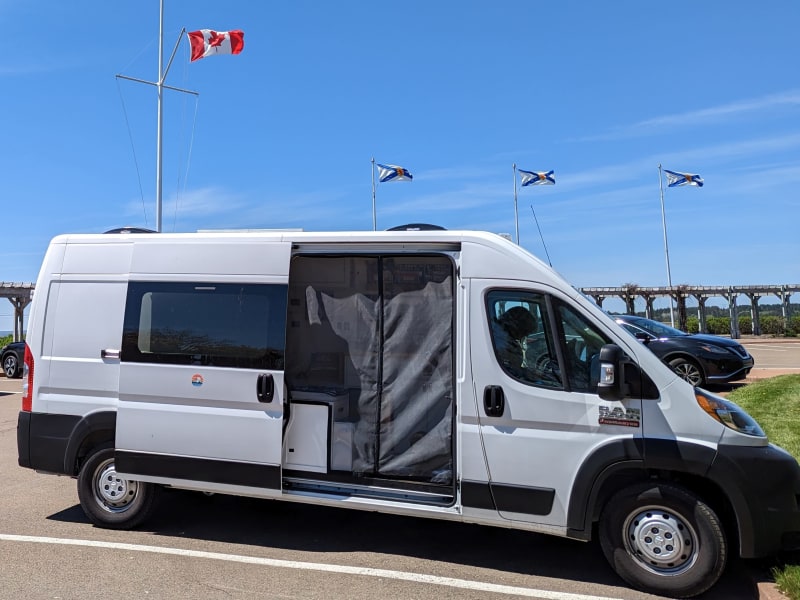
(554, 300), (610, 393)
(487, 291), (562, 389)
(121, 282), (287, 369)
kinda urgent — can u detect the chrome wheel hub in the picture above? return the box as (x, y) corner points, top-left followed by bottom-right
(625, 507), (697, 574)
(94, 459), (138, 512)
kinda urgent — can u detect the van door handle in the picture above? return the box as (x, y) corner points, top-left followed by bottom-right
(483, 385), (505, 417)
(101, 349), (120, 359)
(257, 373), (274, 403)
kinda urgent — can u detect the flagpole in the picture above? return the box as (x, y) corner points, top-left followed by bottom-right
(371, 157), (377, 231)
(513, 163), (520, 244)
(659, 164), (676, 327)
(155, 0), (165, 232)
(117, 2), (197, 233)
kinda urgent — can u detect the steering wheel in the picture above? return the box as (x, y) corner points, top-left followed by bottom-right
(532, 352), (560, 383)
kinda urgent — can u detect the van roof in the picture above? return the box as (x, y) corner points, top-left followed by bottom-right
(56, 228), (512, 245)
(48, 229), (569, 291)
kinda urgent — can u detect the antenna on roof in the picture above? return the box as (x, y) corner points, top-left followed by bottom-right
(530, 205), (553, 268)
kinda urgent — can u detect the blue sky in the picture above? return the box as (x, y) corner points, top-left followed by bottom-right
(2, 1), (799, 331)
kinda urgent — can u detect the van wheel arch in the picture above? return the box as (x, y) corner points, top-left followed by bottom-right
(74, 431), (116, 474)
(64, 411), (117, 475)
(568, 441), (737, 550)
(587, 469), (649, 525)
(587, 470), (738, 552)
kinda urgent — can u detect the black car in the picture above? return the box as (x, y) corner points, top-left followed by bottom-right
(612, 314), (754, 386)
(1, 341), (25, 378)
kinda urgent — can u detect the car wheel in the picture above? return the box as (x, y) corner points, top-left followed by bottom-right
(599, 482), (727, 598)
(77, 444), (159, 529)
(2, 352), (21, 378)
(669, 357), (704, 386)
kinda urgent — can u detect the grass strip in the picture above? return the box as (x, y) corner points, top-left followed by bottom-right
(729, 375), (800, 599)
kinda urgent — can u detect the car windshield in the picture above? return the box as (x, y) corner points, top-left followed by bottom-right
(623, 317), (687, 338)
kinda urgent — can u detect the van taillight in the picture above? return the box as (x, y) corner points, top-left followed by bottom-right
(21, 343), (33, 412)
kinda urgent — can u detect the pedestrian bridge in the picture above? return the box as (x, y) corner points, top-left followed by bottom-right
(3, 281), (799, 341)
(581, 284), (800, 337)
(1, 282), (34, 341)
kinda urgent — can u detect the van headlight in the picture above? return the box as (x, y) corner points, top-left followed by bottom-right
(695, 388), (764, 437)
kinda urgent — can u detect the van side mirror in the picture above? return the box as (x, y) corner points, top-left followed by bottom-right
(597, 344), (627, 401)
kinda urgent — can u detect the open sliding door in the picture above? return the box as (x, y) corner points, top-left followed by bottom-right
(285, 253), (455, 497)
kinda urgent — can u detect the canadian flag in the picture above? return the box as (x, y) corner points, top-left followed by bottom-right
(187, 29), (245, 62)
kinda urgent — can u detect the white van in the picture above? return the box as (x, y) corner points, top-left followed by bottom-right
(16, 229), (800, 598)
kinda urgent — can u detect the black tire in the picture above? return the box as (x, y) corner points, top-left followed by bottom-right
(2, 352), (21, 378)
(669, 357), (705, 387)
(599, 482), (726, 598)
(77, 444), (159, 529)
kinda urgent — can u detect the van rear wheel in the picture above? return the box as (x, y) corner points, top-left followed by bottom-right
(599, 482), (726, 598)
(77, 445), (159, 529)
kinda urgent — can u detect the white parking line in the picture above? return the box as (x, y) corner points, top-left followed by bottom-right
(0, 534), (620, 600)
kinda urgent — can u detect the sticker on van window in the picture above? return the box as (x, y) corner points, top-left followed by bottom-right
(598, 406), (640, 428)
(191, 374), (204, 387)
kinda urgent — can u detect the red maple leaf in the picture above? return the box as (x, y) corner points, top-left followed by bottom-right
(207, 31), (226, 48)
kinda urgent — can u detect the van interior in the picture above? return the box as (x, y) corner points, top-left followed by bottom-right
(284, 254), (455, 505)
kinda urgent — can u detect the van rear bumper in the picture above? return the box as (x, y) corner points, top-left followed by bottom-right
(17, 411), (82, 475)
(710, 443), (800, 558)
(17, 411), (31, 469)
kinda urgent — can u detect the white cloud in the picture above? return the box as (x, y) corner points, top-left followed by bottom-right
(635, 90), (800, 129)
(557, 132), (800, 193)
(574, 90), (800, 142)
(0, 64), (54, 75)
(124, 187), (248, 230)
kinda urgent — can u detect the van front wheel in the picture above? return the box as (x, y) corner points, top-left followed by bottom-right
(599, 483), (726, 598)
(77, 445), (159, 529)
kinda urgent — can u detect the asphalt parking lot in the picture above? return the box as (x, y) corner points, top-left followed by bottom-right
(0, 337), (798, 600)
(728, 337), (800, 379)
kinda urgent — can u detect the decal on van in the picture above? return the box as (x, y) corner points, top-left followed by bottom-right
(191, 374), (204, 387)
(598, 406), (640, 428)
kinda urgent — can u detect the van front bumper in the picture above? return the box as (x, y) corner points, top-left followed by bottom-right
(710, 443), (800, 558)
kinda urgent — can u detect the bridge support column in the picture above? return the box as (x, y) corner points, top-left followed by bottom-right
(726, 288), (740, 339)
(695, 296), (708, 333)
(675, 287), (688, 332)
(622, 285), (639, 315)
(644, 296), (655, 320)
(7, 296), (31, 342)
(590, 295), (605, 309)
(781, 286), (791, 330)
(746, 294), (761, 336)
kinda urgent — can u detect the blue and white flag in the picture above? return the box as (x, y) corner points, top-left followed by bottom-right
(519, 169), (555, 186)
(377, 164), (413, 183)
(664, 169), (704, 187)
